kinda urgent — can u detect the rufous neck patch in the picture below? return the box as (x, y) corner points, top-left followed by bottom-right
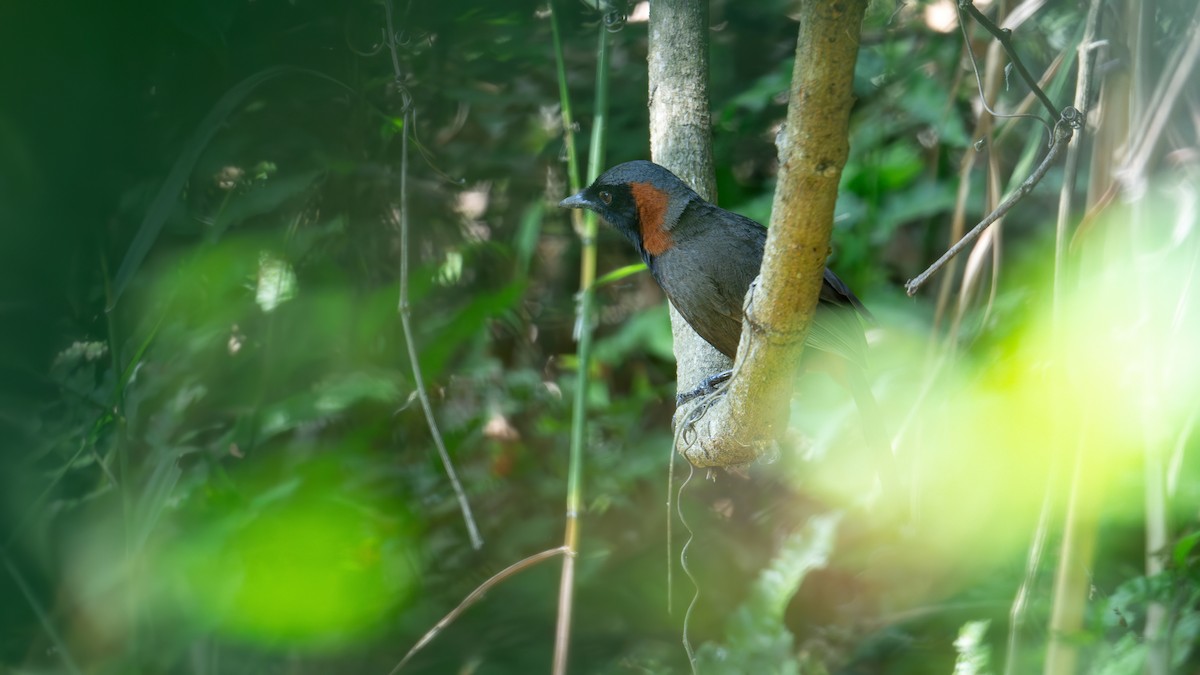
(630, 182), (672, 257)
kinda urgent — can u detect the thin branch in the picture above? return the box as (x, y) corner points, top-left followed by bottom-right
(933, 0), (1056, 334)
(905, 120), (1073, 296)
(955, 2), (1050, 140)
(958, 0), (1059, 123)
(1055, 0), (1104, 325)
(392, 128), (482, 549)
(931, 90), (991, 337)
(383, 0), (404, 81)
(386, 0), (482, 550)
(948, 138), (1003, 344)
(994, 51), (1067, 146)
(387, 547), (569, 674)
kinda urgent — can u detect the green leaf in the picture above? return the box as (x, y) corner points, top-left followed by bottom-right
(694, 514), (839, 675)
(513, 202), (545, 275)
(1174, 531), (1200, 569)
(595, 262), (647, 287)
(591, 303), (674, 364)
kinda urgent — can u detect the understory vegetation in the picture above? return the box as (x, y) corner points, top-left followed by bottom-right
(1, 1), (1199, 673)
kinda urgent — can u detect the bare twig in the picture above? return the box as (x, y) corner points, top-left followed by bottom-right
(393, 129), (482, 549)
(933, 0), (1060, 334)
(385, 0), (482, 550)
(919, 0), (1084, 299)
(994, 52), (1067, 146)
(955, 2), (1051, 140)
(958, 0), (1059, 123)
(1055, 1), (1104, 322)
(387, 547), (569, 674)
(948, 142), (1002, 344)
(933, 12), (1004, 338)
(383, 0), (404, 81)
(906, 120), (1074, 295)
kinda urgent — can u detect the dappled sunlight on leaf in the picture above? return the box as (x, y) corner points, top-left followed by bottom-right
(791, 195), (1200, 624)
(66, 455), (420, 652)
(254, 252), (297, 313)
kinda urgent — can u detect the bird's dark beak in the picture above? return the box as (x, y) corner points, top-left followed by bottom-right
(558, 191), (591, 210)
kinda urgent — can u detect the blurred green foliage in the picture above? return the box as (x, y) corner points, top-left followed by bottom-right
(1, 1), (1198, 674)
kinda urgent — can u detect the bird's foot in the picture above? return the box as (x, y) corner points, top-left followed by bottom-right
(676, 370), (733, 406)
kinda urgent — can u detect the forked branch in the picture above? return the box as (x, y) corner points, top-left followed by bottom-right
(906, 120), (1074, 296)
(906, 1), (1084, 296)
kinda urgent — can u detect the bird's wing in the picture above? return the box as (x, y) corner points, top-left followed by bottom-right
(658, 202), (871, 367)
(708, 215), (869, 368)
(820, 267), (874, 321)
(655, 253), (748, 359)
(653, 206), (764, 359)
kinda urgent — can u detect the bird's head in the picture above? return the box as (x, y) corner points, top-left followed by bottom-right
(558, 160), (698, 261)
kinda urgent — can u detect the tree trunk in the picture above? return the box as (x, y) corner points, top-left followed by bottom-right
(649, 0), (868, 467)
(647, 0), (729, 402)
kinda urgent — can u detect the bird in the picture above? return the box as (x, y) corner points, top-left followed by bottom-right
(558, 159), (888, 452)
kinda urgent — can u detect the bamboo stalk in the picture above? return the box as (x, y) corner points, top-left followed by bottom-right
(551, 6), (610, 673)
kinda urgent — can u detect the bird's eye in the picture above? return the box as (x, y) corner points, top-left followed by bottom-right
(598, 190), (612, 205)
